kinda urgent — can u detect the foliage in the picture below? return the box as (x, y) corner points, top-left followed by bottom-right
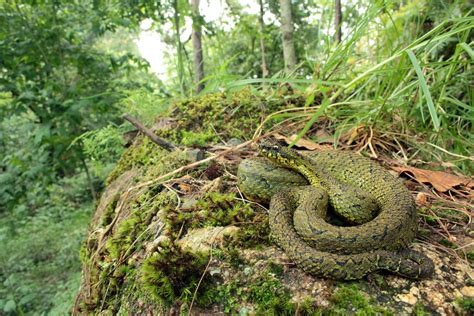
(0, 173), (92, 314)
(0, 0), (158, 213)
(0, 1), (159, 314)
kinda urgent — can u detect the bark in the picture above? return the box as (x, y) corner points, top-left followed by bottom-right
(279, 0), (297, 72)
(258, 0), (269, 77)
(334, 0), (342, 43)
(173, 0), (186, 95)
(191, 0), (205, 93)
(80, 156), (97, 202)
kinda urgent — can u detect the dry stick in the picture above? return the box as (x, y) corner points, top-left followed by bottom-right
(427, 208), (453, 241)
(122, 114), (176, 151)
(188, 229), (221, 316)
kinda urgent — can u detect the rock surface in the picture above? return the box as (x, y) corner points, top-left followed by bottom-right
(73, 91), (473, 315)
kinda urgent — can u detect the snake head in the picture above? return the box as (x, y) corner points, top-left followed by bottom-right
(258, 141), (303, 167)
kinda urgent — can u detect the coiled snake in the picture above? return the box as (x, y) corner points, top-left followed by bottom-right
(237, 142), (434, 280)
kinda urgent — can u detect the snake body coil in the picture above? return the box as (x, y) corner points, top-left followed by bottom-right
(237, 143), (434, 280)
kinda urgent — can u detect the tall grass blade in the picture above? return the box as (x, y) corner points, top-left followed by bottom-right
(406, 49), (440, 132)
(459, 42), (474, 59)
(289, 95), (330, 148)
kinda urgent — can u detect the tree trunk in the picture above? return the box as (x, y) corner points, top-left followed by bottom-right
(191, 0), (205, 93)
(173, 0), (186, 95)
(279, 0), (297, 72)
(258, 0), (269, 77)
(334, 0), (342, 43)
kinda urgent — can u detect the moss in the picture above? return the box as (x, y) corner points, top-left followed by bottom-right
(214, 246), (245, 268)
(196, 192), (255, 227)
(229, 211), (270, 249)
(139, 243), (209, 307)
(181, 130), (216, 147)
(249, 277), (295, 315)
(103, 189), (170, 261)
(454, 297), (474, 315)
(198, 272), (321, 316)
(79, 189), (178, 313)
(328, 285), (391, 315)
(412, 303), (430, 316)
(101, 193), (120, 227)
(158, 89), (305, 145)
(165, 192), (264, 239)
(107, 138), (190, 184)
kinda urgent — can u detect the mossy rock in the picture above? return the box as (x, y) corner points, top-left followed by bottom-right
(74, 90), (473, 315)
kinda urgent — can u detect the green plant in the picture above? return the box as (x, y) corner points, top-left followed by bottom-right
(140, 244), (209, 307)
(328, 284), (390, 315)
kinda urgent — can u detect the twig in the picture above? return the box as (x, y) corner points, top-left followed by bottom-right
(123, 114), (176, 151)
(425, 142), (474, 161)
(188, 235), (218, 315)
(427, 208), (453, 241)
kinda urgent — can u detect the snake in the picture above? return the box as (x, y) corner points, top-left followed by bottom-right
(237, 142), (434, 280)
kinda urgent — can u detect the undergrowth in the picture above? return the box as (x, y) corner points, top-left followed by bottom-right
(0, 172), (93, 314)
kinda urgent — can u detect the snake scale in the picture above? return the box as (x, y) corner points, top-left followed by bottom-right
(237, 142), (434, 280)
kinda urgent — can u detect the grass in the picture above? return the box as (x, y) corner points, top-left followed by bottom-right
(246, 6), (473, 173)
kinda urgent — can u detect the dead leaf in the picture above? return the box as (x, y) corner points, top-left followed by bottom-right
(340, 125), (365, 145)
(152, 117), (177, 131)
(416, 192), (429, 206)
(314, 129), (334, 144)
(392, 165), (473, 192)
(274, 134), (332, 150)
(178, 183), (193, 194)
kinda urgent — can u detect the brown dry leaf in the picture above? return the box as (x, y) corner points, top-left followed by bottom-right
(314, 129), (334, 144)
(178, 183), (193, 194)
(392, 165), (473, 192)
(152, 117), (177, 131)
(274, 133), (332, 150)
(415, 192), (429, 207)
(341, 125), (365, 145)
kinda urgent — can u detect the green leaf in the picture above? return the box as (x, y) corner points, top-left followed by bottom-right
(459, 42), (474, 59)
(3, 299), (16, 313)
(406, 49), (440, 132)
(290, 95), (330, 148)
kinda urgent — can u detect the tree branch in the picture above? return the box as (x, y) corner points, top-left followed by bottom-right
(122, 114), (176, 151)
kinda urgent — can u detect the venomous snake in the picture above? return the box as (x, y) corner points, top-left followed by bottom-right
(237, 142), (434, 280)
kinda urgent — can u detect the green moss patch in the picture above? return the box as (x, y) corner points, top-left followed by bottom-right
(140, 243), (209, 307)
(328, 285), (391, 315)
(159, 89), (305, 146)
